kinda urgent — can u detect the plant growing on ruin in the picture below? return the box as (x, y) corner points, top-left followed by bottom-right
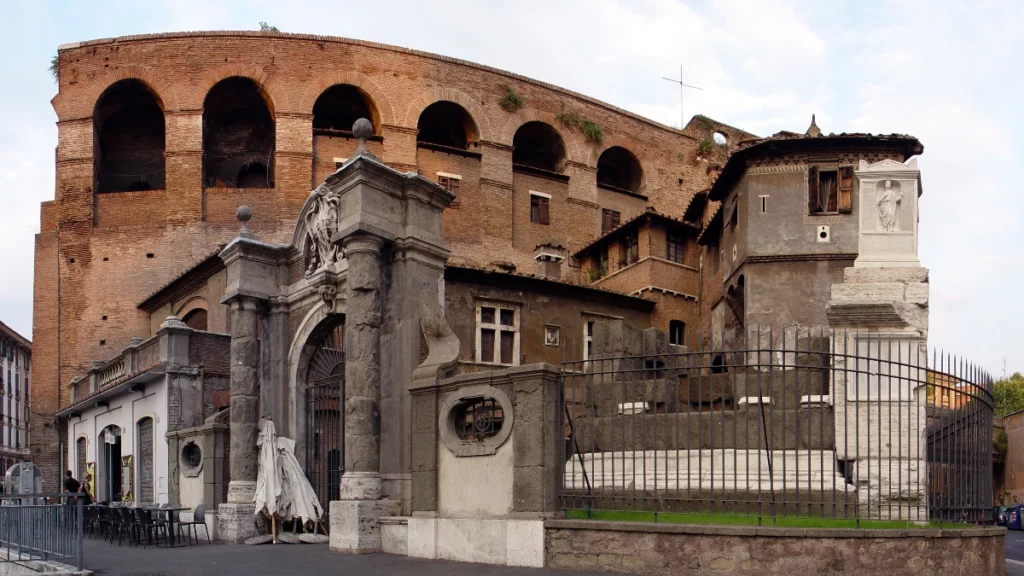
(580, 120), (602, 144)
(498, 84), (522, 112)
(49, 55), (59, 83)
(259, 22), (280, 32)
(588, 264), (607, 282)
(698, 138), (714, 155)
(555, 110), (582, 128)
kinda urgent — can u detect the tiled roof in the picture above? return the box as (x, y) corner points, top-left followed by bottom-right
(445, 264), (654, 307)
(571, 207), (699, 260)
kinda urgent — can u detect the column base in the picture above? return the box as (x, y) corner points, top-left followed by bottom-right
(227, 480), (257, 504)
(217, 502), (264, 544)
(339, 471), (383, 501)
(329, 499), (399, 554)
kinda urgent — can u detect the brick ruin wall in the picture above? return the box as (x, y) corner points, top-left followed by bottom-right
(31, 31), (752, 487)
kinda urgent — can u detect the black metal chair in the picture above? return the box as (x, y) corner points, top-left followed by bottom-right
(179, 504), (210, 545)
(118, 507), (137, 546)
(136, 508), (167, 549)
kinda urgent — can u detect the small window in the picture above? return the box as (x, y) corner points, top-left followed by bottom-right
(530, 193), (550, 225)
(584, 320), (595, 359)
(333, 157), (348, 170)
(729, 204), (738, 228)
(182, 442), (202, 468)
(437, 173), (461, 202)
(601, 209), (621, 234)
(669, 320), (685, 346)
(759, 195), (769, 214)
(476, 303), (520, 365)
(621, 234), (639, 267)
(453, 397), (505, 443)
(713, 132), (727, 146)
(666, 233), (685, 264)
(808, 166), (853, 214)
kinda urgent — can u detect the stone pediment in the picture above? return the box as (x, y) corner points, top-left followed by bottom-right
(857, 157), (918, 172)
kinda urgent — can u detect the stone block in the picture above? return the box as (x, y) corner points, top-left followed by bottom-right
(506, 519), (545, 568)
(904, 282), (929, 304)
(407, 516), (437, 559)
(380, 516), (409, 556)
(682, 374), (733, 405)
(216, 502), (262, 544)
(436, 518), (507, 565)
(329, 499), (399, 553)
(830, 282), (906, 304)
(844, 266), (929, 284)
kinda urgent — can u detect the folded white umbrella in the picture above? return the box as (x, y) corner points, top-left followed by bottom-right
(276, 436), (324, 524)
(253, 418), (283, 519)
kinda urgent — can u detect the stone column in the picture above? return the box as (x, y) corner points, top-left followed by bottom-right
(330, 233), (398, 553)
(217, 295), (266, 542)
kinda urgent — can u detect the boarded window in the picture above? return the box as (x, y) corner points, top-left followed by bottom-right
(137, 417), (154, 503)
(601, 209), (621, 234)
(666, 233), (685, 264)
(838, 166), (854, 212)
(530, 194), (550, 225)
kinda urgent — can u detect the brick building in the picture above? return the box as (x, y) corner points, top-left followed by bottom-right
(32, 31), (756, 490)
(0, 321), (31, 477)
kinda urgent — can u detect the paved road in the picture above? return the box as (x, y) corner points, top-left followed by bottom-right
(82, 539), (599, 576)
(1007, 529), (1024, 576)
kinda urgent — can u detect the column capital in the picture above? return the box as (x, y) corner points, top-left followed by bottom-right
(341, 233), (386, 256)
(224, 293), (266, 312)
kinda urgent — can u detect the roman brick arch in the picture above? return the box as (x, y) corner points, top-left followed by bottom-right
(501, 109), (583, 164)
(93, 79), (167, 193)
(188, 64), (281, 113)
(594, 139), (647, 194)
(586, 135), (647, 168)
(52, 65), (181, 121)
(175, 296), (209, 320)
(403, 88), (493, 142)
(299, 71), (395, 128)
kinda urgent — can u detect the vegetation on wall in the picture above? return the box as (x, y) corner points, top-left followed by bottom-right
(556, 109), (603, 144)
(498, 84), (523, 112)
(49, 55), (58, 82)
(587, 264), (607, 283)
(698, 138), (714, 155)
(259, 22), (280, 32)
(994, 372), (1024, 416)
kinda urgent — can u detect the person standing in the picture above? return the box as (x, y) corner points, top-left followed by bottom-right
(63, 470), (81, 503)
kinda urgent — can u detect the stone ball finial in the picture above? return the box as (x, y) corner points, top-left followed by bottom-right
(236, 205), (253, 223)
(353, 118), (373, 141)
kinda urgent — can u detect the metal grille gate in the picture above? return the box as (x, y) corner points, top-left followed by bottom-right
(305, 324), (345, 505)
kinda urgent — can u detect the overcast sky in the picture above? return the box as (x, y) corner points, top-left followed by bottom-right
(2, 0), (1021, 376)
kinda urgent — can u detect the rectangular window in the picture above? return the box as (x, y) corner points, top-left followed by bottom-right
(437, 172), (461, 203)
(601, 209), (621, 234)
(584, 320), (595, 359)
(620, 234), (639, 267)
(530, 192), (550, 225)
(476, 302), (520, 365)
(666, 233), (685, 264)
(333, 157), (348, 170)
(808, 166), (853, 214)
(759, 195), (769, 214)
(669, 320), (686, 346)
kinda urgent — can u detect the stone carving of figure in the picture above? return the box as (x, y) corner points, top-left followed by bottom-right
(305, 183), (341, 276)
(877, 180), (903, 232)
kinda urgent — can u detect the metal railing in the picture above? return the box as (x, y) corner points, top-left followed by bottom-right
(559, 325), (994, 526)
(0, 494), (83, 569)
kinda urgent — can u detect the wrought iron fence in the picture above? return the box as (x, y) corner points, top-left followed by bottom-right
(559, 325), (994, 526)
(0, 494), (83, 569)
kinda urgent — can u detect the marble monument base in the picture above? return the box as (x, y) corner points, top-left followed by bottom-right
(329, 499), (400, 553)
(217, 502), (264, 544)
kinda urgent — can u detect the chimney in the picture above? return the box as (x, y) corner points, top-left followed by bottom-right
(534, 241), (567, 280)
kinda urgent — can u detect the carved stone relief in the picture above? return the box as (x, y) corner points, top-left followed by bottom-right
(304, 183), (341, 276)
(876, 180), (903, 232)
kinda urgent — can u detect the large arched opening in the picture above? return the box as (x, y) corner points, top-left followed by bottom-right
(416, 101), (480, 151)
(299, 317), (346, 505)
(93, 79), (166, 193)
(203, 77), (275, 189)
(597, 146), (643, 194)
(512, 121), (566, 173)
(312, 84), (379, 134)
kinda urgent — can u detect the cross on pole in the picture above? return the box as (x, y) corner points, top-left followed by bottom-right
(662, 65), (702, 130)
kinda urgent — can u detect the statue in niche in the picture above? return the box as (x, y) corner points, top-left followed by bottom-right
(305, 183), (341, 276)
(877, 180), (903, 232)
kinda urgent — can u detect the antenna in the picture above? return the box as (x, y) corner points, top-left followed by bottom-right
(662, 65), (703, 130)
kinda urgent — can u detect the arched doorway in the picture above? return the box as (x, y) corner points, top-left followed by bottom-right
(99, 424), (123, 503)
(305, 322), (345, 505)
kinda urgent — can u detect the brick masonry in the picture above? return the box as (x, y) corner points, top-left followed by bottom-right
(32, 31), (755, 488)
(545, 520), (1005, 576)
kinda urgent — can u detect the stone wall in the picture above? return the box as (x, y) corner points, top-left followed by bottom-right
(545, 520), (1005, 576)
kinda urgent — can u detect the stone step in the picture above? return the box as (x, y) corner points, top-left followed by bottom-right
(569, 407), (834, 453)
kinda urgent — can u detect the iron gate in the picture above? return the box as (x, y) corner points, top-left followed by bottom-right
(305, 324), (345, 505)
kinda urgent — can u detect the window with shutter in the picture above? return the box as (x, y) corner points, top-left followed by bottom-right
(601, 209), (621, 234)
(531, 193), (551, 225)
(476, 302), (520, 365)
(437, 173), (461, 204)
(838, 166), (854, 212)
(809, 166), (841, 214)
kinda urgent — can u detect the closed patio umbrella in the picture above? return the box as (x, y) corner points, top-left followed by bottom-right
(254, 418), (283, 541)
(276, 436), (324, 527)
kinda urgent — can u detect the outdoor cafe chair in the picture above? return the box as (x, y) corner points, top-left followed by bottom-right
(136, 508), (167, 549)
(179, 504), (210, 545)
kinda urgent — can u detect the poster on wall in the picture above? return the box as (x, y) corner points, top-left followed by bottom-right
(85, 462), (95, 499)
(121, 455), (134, 502)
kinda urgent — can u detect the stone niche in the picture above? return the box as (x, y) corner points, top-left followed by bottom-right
(854, 157), (921, 267)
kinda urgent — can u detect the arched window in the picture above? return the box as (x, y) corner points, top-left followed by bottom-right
(182, 309), (208, 331)
(597, 146), (642, 194)
(312, 84), (378, 134)
(417, 101), (479, 150)
(137, 417), (154, 503)
(512, 122), (566, 173)
(94, 80), (166, 193)
(203, 77), (275, 189)
(669, 320), (685, 346)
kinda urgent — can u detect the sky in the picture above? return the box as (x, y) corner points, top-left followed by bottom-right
(1, 0), (1021, 377)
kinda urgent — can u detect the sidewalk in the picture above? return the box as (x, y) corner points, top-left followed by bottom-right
(82, 539), (600, 576)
